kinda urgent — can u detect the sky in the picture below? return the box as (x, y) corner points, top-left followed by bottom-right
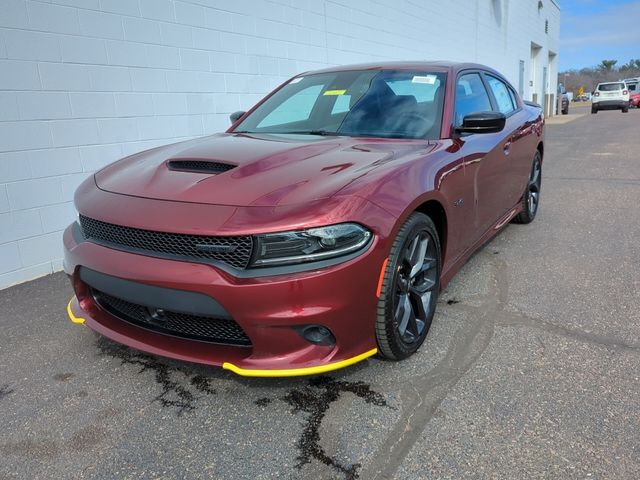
(559, 0), (640, 71)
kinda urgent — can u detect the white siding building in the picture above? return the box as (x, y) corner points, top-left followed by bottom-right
(0, 0), (560, 289)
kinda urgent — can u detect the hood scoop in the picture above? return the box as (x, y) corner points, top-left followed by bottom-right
(167, 159), (236, 174)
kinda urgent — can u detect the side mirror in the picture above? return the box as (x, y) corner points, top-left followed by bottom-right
(229, 111), (246, 123)
(456, 111), (506, 134)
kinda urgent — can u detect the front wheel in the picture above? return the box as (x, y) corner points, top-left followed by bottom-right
(513, 151), (542, 224)
(376, 213), (441, 360)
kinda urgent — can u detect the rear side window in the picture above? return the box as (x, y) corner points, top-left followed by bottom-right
(454, 73), (492, 125)
(598, 83), (624, 91)
(486, 75), (515, 114)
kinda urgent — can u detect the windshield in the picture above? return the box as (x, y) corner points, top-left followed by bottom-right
(233, 70), (447, 139)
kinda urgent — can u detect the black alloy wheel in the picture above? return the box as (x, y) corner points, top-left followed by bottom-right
(514, 151), (542, 224)
(376, 213), (441, 360)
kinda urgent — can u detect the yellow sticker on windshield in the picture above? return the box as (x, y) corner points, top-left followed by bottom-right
(323, 89), (346, 96)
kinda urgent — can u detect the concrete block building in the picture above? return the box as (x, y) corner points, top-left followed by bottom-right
(0, 0), (560, 288)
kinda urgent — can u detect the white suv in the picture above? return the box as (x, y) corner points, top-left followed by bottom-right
(591, 82), (629, 113)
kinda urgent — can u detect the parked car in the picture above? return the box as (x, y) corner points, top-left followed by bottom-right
(591, 82), (630, 113)
(626, 81), (640, 108)
(65, 62), (545, 377)
(557, 84), (569, 114)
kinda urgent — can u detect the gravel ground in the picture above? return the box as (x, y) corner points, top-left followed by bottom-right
(1, 105), (639, 479)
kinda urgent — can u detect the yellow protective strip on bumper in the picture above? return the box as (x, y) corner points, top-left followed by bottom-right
(67, 297), (86, 324)
(222, 348), (378, 378)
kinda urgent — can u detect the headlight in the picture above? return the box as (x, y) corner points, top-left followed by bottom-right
(251, 223), (372, 267)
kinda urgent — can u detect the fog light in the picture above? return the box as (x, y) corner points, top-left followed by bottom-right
(301, 325), (336, 346)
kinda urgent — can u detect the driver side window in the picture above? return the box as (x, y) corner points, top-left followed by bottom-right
(455, 73), (492, 126)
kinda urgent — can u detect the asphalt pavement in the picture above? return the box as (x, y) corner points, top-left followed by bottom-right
(1, 105), (639, 479)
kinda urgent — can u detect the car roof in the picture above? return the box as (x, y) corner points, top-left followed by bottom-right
(597, 81), (624, 85)
(300, 61), (502, 76)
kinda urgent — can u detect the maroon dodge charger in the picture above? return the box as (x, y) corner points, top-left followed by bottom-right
(65, 62), (544, 377)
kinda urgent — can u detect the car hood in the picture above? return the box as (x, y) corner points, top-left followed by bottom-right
(95, 133), (432, 207)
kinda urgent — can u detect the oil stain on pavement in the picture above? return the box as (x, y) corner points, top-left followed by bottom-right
(96, 336), (391, 479)
(96, 338), (217, 415)
(0, 384), (13, 401)
(283, 376), (389, 480)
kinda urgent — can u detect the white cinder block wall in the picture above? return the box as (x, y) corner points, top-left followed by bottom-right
(0, 0), (560, 289)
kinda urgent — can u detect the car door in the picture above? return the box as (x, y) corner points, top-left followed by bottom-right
(452, 71), (512, 249)
(483, 74), (532, 210)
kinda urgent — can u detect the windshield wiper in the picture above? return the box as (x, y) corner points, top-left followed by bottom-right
(280, 130), (341, 136)
(232, 130), (342, 136)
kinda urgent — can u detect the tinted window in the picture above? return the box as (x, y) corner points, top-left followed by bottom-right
(486, 75), (515, 114)
(236, 70), (447, 139)
(258, 85), (323, 128)
(598, 83), (624, 91)
(331, 94), (351, 114)
(385, 76), (441, 102)
(455, 73), (492, 125)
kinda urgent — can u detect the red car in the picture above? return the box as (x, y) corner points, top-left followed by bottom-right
(630, 92), (640, 108)
(65, 62), (544, 377)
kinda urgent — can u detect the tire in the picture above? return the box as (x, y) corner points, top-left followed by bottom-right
(622, 106), (629, 113)
(591, 106), (598, 114)
(376, 213), (441, 360)
(513, 151), (542, 224)
(562, 107), (569, 115)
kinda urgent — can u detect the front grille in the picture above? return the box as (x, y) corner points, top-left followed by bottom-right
(94, 290), (252, 346)
(168, 160), (236, 174)
(79, 215), (253, 269)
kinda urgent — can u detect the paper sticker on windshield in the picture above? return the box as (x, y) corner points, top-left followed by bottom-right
(289, 77), (303, 84)
(323, 89), (346, 96)
(412, 75), (437, 84)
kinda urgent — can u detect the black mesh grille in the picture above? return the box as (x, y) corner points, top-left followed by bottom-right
(79, 215), (253, 269)
(94, 290), (252, 346)
(167, 160), (236, 174)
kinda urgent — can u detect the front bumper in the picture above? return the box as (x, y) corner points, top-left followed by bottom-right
(63, 190), (394, 377)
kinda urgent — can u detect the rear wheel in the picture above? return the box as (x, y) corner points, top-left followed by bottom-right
(622, 105), (629, 113)
(513, 151), (542, 224)
(591, 105), (598, 114)
(376, 213), (441, 360)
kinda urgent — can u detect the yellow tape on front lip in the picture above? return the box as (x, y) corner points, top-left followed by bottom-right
(222, 348), (378, 377)
(67, 297), (86, 324)
(323, 89), (346, 96)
